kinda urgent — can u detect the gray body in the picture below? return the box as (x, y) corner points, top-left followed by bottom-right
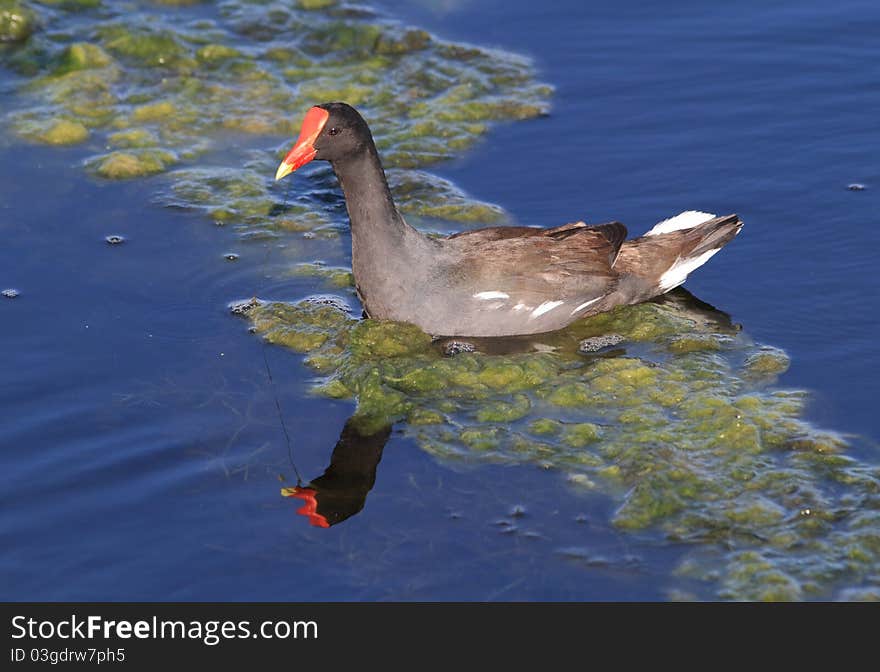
(311, 103), (742, 338)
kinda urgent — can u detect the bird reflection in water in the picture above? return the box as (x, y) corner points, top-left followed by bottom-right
(282, 420), (391, 527)
(280, 288), (736, 528)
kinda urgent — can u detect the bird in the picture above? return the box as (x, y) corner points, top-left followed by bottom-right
(275, 102), (742, 338)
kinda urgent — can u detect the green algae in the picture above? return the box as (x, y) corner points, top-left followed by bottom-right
(561, 423), (600, 448)
(408, 408), (445, 426)
(461, 427), (501, 451)
(348, 319), (432, 361)
(475, 393), (531, 423)
(0, 1), (35, 43)
(2, 0), (550, 233)
(668, 334), (722, 353)
(89, 148), (176, 179)
(250, 299), (350, 354)
(241, 291), (876, 601)
(151, 0), (204, 6)
(34, 0), (100, 7)
(41, 118), (89, 144)
(289, 263), (353, 288)
(528, 418), (560, 436)
(99, 25), (190, 68)
(131, 100), (176, 123)
(295, 0), (337, 10)
(196, 43), (241, 63)
(744, 347), (791, 377)
(241, 293), (879, 600)
(53, 42), (113, 73)
(16, 116), (89, 144)
(108, 128), (158, 148)
(387, 170), (506, 224)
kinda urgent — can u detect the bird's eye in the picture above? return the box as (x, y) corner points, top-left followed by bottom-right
(328, 127), (339, 136)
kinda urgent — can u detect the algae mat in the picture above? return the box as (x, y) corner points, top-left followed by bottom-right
(239, 293), (880, 601)
(1, 0), (547, 227)
(2, 0), (878, 600)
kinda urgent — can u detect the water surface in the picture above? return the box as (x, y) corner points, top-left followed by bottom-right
(1, 0), (878, 600)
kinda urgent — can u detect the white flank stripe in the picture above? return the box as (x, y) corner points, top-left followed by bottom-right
(530, 300), (564, 319)
(473, 291), (509, 300)
(658, 248), (720, 292)
(570, 297), (601, 315)
(645, 210), (715, 237)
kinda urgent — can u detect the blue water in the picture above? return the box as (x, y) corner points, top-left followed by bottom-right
(1, 0), (878, 600)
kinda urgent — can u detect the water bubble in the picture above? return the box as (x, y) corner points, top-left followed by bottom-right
(847, 183), (866, 191)
(224, 253), (240, 262)
(2, 288), (20, 299)
(105, 235), (126, 245)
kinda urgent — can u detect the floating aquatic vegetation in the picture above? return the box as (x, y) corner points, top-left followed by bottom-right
(1, 0), (550, 230)
(0, 1), (35, 44)
(288, 262), (353, 288)
(88, 148), (178, 179)
(386, 170), (506, 225)
(240, 292), (879, 600)
(14, 116), (89, 144)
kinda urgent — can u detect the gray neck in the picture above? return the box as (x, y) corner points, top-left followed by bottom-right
(330, 144), (434, 317)
(331, 145), (412, 250)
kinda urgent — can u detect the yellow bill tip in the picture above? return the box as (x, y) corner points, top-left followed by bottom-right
(275, 161), (293, 181)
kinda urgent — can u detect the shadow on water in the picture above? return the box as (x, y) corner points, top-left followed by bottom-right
(283, 287), (736, 530)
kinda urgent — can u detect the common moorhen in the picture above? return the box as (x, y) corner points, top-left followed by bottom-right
(275, 103), (742, 337)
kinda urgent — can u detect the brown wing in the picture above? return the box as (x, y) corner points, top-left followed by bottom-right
(442, 221), (628, 306)
(445, 225), (546, 242)
(447, 221), (628, 266)
(544, 221), (628, 266)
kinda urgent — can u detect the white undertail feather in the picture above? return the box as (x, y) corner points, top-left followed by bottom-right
(658, 248), (721, 292)
(646, 210), (715, 237)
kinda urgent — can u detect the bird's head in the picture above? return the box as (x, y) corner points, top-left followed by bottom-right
(275, 102), (371, 180)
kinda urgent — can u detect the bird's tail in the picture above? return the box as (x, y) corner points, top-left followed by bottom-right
(615, 212), (743, 297)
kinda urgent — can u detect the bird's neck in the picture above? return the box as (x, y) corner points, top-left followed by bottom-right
(331, 143), (414, 249)
(330, 143), (433, 316)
